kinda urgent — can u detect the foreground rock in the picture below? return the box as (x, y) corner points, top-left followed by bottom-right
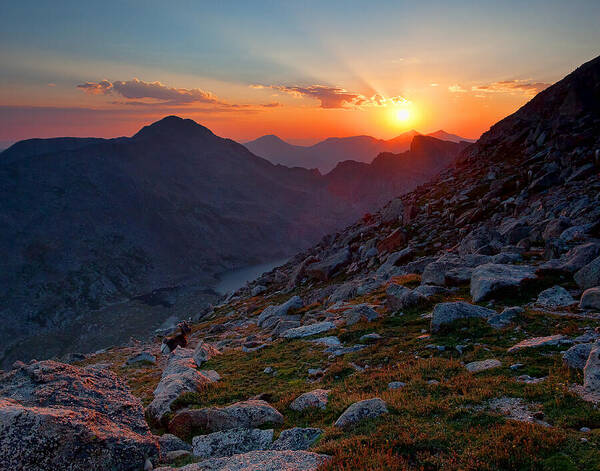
(194, 341), (221, 367)
(431, 302), (496, 332)
(536, 286), (576, 308)
(270, 428), (323, 451)
(169, 400), (284, 438)
(147, 347), (220, 424)
(465, 359), (502, 373)
(289, 389), (330, 411)
(159, 433), (193, 453)
(281, 322), (336, 339)
(192, 428), (273, 459)
(575, 256), (600, 290)
(155, 450), (330, 471)
(580, 287), (600, 310)
(470, 263), (537, 302)
(563, 343), (597, 370)
(507, 335), (566, 353)
(0, 360), (158, 471)
(583, 345), (600, 401)
(334, 398), (388, 427)
(258, 296), (303, 329)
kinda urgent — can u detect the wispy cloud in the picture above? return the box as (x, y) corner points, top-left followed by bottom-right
(471, 80), (550, 96)
(252, 84), (408, 109)
(448, 79), (550, 97)
(448, 84), (468, 93)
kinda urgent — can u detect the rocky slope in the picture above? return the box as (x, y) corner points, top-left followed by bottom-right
(1, 55), (599, 470)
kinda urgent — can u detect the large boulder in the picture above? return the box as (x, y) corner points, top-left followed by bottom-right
(333, 398), (388, 428)
(431, 302), (496, 332)
(377, 228), (407, 254)
(563, 343), (597, 370)
(192, 428), (273, 459)
(281, 322), (336, 339)
(169, 400), (283, 438)
(574, 256), (600, 290)
(470, 263), (538, 302)
(386, 284), (427, 311)
(154, 450), (330, 471)
(342, 304), (379, 326)
(193, 341), (221, 367)
(583, 345), (600, 400)
(271, 428), (322, 451)
(159, 433), (193, 453)
(580, 287), (600, 310)
(536, 285), (576, 308)
(0, 361), (158, 471)
(147, 347), (220, 424)
(306, 248), (351, 281)
(289, 389), (330, 411)
(487, 306), (523, 329)
(258, 296), (303, 329)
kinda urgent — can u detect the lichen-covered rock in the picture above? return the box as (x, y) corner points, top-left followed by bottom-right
(289, 389), (330, 411)
(193, 341), (221, 367)
(154, 450), (331, 471)
(575, 256), (600, 290)
(584, 345), (600, 400)
(487, 306), (523, 329)
(306, 248), (351, 281)
(465, 359), (502, 373)
(334, 398), (388, 427)
(271, 428), (322, 451)
(169, 400), (283, 438)
(126, 351), (156, 365)
(281, 322), (336, 339)
(580, 287), (600, 310)
(386, 284), (427, 310)
(192, 428), (273, 459)
(563, 343), (597, 370)
(258, 296), (303, 329)
(431, 302), (496, 332)
(507, 335), (566, 353)
(0, 360), (158, 471)
(342, 304), (379, 326)
(470, 263), (538, 302)
(147, 347), (220, 424)
(536, 285), (576, 308)
(159, 433), (193, 453)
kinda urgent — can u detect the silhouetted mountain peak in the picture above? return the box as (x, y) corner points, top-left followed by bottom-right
(133, 116), (215, 141)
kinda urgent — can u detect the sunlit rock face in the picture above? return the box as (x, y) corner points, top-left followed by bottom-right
(0, 360), (158, 471)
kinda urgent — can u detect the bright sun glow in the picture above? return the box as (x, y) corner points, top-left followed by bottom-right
(395, 108), (411, 123)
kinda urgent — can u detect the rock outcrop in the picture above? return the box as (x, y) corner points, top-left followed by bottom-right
(0, 360), (158, 471)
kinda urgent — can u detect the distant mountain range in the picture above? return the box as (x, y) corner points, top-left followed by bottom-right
(0, 116), (468, 366)
(244, 130), (474, 173)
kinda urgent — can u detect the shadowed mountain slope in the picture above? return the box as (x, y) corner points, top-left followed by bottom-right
(244, 129), (473, 172)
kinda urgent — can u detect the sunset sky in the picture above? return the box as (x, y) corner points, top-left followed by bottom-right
(1, 0), (599, 147)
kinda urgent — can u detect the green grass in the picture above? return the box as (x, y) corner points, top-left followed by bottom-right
(80, 277), (600, 470)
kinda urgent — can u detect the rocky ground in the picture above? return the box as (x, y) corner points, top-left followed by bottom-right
(1, 56), (600, 470)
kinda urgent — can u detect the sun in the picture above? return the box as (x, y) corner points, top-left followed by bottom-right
(395, 108), (411, 123)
